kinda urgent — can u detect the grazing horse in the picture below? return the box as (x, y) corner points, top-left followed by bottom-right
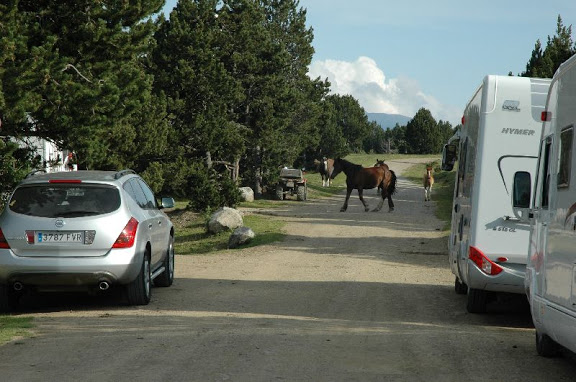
(330, 158), (397, 212)
(314, 157), (334, 187)
(423, 165), (435, 201)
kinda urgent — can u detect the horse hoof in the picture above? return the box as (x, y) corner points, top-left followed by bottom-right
(340, 208), (346, 212)
(389, 208), (394, 212)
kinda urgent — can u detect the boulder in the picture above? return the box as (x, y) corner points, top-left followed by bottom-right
(239, 187), (254, 202)
(207, 207), (243, 234)
(228, 226), (255, 249)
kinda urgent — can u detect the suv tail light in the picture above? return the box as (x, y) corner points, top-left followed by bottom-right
(0, 228), (10, 249)
(469, 246), (503, 275)
(112, 218), (139, 248)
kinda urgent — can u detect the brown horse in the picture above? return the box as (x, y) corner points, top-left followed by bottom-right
(330, 158), (397, 212)
(313, 157), (334, 187)
(423, 165), (434, 201)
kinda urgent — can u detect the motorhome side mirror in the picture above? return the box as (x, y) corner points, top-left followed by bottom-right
(441, 144), (457, 171)
(510, 171), (532, 222)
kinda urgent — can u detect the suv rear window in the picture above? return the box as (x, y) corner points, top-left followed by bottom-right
(8, 184), (121, 218)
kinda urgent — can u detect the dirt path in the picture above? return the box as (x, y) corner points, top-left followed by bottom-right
(1, 158), (576, 381)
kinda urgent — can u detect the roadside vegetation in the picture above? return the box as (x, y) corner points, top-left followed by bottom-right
(0, 316), (34, 345)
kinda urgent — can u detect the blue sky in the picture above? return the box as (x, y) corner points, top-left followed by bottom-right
(162, 0), (576, 126)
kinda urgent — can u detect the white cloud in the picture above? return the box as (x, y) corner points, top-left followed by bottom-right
(308, 56), (461, 126)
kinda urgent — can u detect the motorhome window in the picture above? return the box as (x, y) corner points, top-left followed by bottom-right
(541, 139), (552, 208)
(457, 139), (468, 197)
(513, 172), (531, 208)
(557, 126), (573, 188)
(442, 144), (457, 171)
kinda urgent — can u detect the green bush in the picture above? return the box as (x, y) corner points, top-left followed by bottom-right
(186, 163), (241, 212)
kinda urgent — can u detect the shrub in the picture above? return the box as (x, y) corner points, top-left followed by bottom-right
(186, 163), (241, 212)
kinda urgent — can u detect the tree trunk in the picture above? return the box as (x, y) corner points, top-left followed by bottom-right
(206, 151), (212, 169)
(233, 158), (240, 184)
(253, 145), (263, 198)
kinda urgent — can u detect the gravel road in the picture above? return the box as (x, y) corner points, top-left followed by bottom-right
(1, 158), (576, 382)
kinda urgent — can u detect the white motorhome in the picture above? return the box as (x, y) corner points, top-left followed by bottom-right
(442, 75), (550, 313)
(12, 136), (77, 172)
(512, 54), (576, 356)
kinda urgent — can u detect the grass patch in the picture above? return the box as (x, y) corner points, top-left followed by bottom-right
(173, 211), (286, 255)
(402, 160), (456, 230)
(239, 199), (289, 209)
(0, 315), (34, 345)
(344, 153), (440, 167)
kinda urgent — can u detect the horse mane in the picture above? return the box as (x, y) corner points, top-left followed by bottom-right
(337, 158), (363, 170)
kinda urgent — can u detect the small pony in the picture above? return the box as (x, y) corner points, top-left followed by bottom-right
(423, 165), (435, 201)
(330, 158), (397, 212)
(313, 157), (334, 187)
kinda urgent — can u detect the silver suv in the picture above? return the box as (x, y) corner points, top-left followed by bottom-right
(0, 169), (175, 311)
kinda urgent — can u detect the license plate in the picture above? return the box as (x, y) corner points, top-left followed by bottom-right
(37, 231), (84, 243)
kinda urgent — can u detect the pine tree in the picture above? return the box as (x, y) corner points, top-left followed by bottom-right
(1, 1), (168, 170)
(219, 0), (323, 195)
(405, 108), (438, 154)
(521, 15), (574, 78)
(324, 94), (372, 153)
(152, 0), (243, 165)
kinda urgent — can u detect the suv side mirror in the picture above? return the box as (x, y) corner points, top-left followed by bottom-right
(511, 171), (532, 222)
(160, 197), (175, 209)
(441, 144), (457, 171)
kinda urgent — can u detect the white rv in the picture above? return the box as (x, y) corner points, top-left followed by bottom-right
(442, 75), (550, 313)
(512, 54), (576, 356)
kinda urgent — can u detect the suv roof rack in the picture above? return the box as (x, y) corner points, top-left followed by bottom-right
(114, 169), (136, 179)
(24, 169), (47, 179)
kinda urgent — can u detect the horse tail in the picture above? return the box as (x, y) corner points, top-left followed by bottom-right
(388, 170), (397, 195)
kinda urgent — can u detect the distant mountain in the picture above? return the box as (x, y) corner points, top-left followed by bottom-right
(367, 113), (411, 130)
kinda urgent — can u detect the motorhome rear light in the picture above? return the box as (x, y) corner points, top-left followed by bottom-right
(26, 231), (34, 244)
(0, 228), (9, 249)
(461, 116), (466, 125)
(541, 111), (551, 122)
(469, 246), (503, 276)
(112, 217), (138, 248)
(49, 179), (82, 183)
(497, 257), (508, 263)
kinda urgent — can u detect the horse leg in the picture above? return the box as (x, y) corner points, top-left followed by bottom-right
(387, 192), (395, 212)
(424, 186), (428, 201)
(341, 187), (353, 212)
(373, 186), (385, 212)
(358, 188), (369, 212)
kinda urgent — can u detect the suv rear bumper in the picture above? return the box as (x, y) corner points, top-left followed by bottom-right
(0, 247), (143, 289)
